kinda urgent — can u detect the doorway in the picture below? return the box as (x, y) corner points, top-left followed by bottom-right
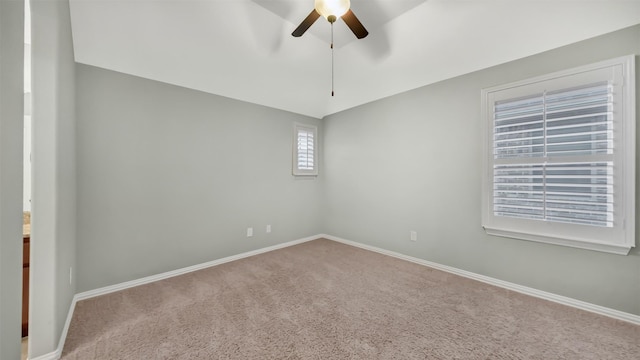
(22, 0), (32, 358)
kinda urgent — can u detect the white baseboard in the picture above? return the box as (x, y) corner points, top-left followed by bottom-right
(74, 234), (321, 301)
(44, 233), (639, 359)
(321, 234), (640, 326)
(39, 234), (322, 360)
(27, 301), (73, 360)
(28, 349), (60, 360)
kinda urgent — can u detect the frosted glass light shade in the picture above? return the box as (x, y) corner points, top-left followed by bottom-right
(314, 0), (350, 19)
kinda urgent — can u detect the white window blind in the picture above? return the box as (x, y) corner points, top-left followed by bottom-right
(482, 56), (635, 255)
(493, 82), (614, 227)
(297, 129), (315, 170)
(293, 123), (318, 176)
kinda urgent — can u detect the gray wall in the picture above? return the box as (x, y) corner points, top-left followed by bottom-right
(22, 16), (640, 358)
(0, 1), (24, 359)
(323, 25), (640, 315)
(75, 65), (323, 292)
(30, 0), (77, 357)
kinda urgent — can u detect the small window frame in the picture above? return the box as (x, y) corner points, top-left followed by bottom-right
(292, 123), (318, 176)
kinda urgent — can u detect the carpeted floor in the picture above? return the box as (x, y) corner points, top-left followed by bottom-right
(62, 239), (640, 359)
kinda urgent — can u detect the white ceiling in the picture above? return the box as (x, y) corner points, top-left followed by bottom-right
(69, 0), (640, 119)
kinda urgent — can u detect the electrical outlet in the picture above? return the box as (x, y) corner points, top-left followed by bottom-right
(247, 227), (253, 237)
(266, 224), (272, 233)
(410, 231), (417, 242)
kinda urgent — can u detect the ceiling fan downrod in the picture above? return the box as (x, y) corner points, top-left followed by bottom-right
(330, 16), (335, 97)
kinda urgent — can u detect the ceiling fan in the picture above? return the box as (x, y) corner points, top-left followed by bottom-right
(292, 0), (368, 39)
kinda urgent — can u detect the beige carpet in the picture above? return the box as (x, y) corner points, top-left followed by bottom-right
(62, 239), (639, 359)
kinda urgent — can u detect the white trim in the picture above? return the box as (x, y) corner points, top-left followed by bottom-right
(321, 234), (640, 326)
(75, 234), (320, 301)
(27, 349), (60, 360)
(29, 287), (78, 360)
(483, 227), (632, 255)
(621, 53), (636, 253)
(46, 233), (640, 359)
(39, 234), (322, 360)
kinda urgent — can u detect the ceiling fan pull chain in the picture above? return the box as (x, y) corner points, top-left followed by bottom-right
(331, 21), (334, 97)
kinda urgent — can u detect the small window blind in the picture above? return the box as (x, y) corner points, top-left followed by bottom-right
(297, 128), (315, 170)
(493, 82), (614, 227)
(293, 124), (318, 176)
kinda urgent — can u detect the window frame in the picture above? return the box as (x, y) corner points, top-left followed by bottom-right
(481, 55), (635, 255)
(292, 123), (318, 176)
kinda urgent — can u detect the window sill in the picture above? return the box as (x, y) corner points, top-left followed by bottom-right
(483, 226), (633, 255)
(292, 174), (318, 179)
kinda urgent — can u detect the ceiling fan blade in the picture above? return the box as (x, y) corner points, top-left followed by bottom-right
(292, 9), (321, 37)
(341, 9), (368, 39)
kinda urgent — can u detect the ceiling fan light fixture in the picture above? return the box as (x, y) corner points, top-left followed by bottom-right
(292, 0), (368, 96)
(314, 0), (350, 20)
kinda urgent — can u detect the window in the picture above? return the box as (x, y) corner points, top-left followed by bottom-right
(293, 123), (318, 176)
(481, 56), (635, 254)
